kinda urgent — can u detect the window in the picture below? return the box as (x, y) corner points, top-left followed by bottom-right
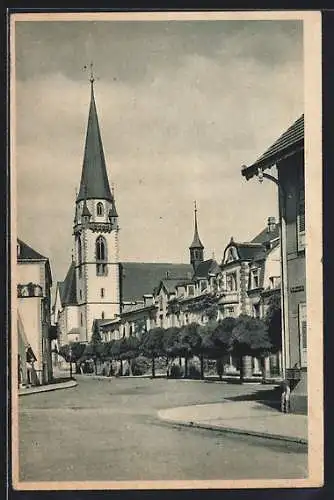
(298, 302), (307, 367)
(226, 272), (237, 291)
(269, 276), (280, 289)
(96, 236), (107, 261)
(96, 202), (104, 217)
(101, 288), (105, 298)
(226, 306), (235, 317)
(200, 280), (208, 292)
(253, 303), (260, 319)
(79, 290), (82, 300)
(188, 285), (195, 296)
(101, 311), (105, 320)
(251, 269), (259, 289)
(78, 236), (82, 278)
(96, 236), (108, 276)
(80, 313), (83, 326)
(297, 170), (306, 252)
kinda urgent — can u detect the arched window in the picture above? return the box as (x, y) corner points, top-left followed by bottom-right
(78, 236), (82, 278)
(96, 236), (108, 276)
(96, 236), (107, 261)
(96, 202), (104, 217)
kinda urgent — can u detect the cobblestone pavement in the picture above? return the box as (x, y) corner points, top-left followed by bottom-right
(18, 376), (308, 483)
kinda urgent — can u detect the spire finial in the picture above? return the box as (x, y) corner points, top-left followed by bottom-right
(83, 62), (96, 88)
(89, 61), (95, 85)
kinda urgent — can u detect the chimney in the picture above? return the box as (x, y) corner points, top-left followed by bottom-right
(267, 216), (276, 232)
(143, 294), (154, 307)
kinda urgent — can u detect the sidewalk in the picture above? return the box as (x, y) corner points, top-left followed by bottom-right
(19, 378), (77, 396)
(158, 400), (308, 445)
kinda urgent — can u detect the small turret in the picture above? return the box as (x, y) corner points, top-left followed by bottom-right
(189, 201), (204, 270)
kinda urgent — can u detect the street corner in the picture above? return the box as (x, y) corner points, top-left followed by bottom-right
(19, 378), (78, 396)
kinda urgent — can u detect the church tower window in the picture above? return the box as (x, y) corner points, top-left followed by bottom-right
(96, 202), (104, 217)
(96, 236), (108, 276)
(78, 236), (82, 278)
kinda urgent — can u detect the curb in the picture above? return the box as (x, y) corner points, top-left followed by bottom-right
(19, 379), (77, 396)
(158, 416), (308, 445)
(74, 374), (280, 385)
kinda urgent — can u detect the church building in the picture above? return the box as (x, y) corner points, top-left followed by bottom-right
(54, 75), (193, 345)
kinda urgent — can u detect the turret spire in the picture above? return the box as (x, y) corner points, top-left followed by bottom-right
(190, 200), (204, 249)
(189, 201), (204, 270)
(77, 66), (113, 203)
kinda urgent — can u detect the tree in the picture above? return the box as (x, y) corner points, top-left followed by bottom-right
(89, 323), (103, 375)
(163, 327), (181, 362)
(264, 293), (282, 353)
(211, 317), (236, 379)
(110, 339), (124, 375)
(140, 327), (165, 378)
(231, 314), (272, 383)
(179, 323), (202, 378)
(120, 335), (140, 375)
(58, 342), (86, 373)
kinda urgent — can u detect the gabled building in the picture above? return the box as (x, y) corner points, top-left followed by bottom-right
(242, 114), (307, 413)
(17, 239), (53, 385)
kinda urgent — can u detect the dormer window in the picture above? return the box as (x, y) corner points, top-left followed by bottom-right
(200, 280), (208, 292)
(250, 269), (260, 289)
(97, 202), (104, 217)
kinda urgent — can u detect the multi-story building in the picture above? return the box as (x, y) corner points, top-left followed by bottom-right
(242, 114), (307, 413)
(17, 239), (53, 385)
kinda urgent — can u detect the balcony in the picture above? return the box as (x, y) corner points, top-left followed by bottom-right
(218, 290), (239, 304)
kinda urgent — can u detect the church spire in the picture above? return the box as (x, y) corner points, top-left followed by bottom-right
(190, 201), (204, 249)
(77, 64), (113, 203)
(189, 201), (204, 270)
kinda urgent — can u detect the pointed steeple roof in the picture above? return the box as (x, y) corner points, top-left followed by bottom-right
(189, 201), (204, 249)
(77, 77), (113, 203)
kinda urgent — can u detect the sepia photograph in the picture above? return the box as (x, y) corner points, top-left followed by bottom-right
(10, 11), (323, 490)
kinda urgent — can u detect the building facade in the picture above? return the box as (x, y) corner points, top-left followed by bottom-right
(17, 239), (53, 386)
(242, 114), (307, 413)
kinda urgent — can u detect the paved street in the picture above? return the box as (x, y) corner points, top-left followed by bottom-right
(19, 377), (307, 482)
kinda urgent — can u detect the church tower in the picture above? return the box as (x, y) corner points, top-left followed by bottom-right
(73, 70), (120, 341)
(189, 201), (204, 271)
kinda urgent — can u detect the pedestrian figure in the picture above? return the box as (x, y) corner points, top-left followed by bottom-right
(280, 379), (291, 413)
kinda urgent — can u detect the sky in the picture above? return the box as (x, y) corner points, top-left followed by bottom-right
(14, 18), (303, 285)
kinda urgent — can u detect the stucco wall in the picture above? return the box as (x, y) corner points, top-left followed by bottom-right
(18, 297), (43, 372)
(278, 152), (306, 370)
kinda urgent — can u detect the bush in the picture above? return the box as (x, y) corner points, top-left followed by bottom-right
(169, 363), (184, 379)
(131, 356), (150, 376)
(188, 362), (201, 379)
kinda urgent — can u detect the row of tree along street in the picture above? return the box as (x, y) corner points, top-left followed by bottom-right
(56, 298), (282, 383)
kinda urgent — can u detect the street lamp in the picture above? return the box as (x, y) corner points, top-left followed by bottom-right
(254, 167), (289, 381)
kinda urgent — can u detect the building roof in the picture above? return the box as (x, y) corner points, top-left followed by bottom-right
(242, 114), (304, 180)
(17, 239), (47, 261)
(59, 261), (77, 307)
(234, 243), (264, 261)
(77, 82), (113, 202)
(251, 224), (280, 246)
(120, 262), (193, 302)
(193, 259), (220, 278)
